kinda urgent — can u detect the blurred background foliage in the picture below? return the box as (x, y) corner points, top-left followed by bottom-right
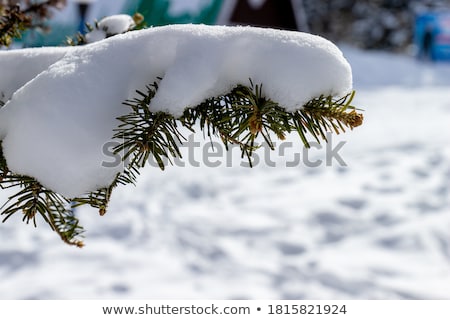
(1, 0), (449, 52)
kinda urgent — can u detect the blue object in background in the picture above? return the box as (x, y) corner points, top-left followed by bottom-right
(415, 11), (450, 61)
(77, 3), (90, 34)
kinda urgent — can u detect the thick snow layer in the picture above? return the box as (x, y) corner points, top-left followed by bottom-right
(0, 24), (352, 198)
(0, 47), (68, 105)
(0, 48), (449, 300)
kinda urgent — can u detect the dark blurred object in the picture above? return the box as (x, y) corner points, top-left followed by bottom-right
(74, 0), (92, 33)
(302, 0), (450, 51)
(218, 0), (309, 32)
(230, 0), (297, 30)
(218, 0), (450, 51)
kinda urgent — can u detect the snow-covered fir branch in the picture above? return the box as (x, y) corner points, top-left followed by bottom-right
(0, 24), (361, 246)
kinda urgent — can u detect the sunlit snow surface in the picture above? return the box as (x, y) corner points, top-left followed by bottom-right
(1, 47), (450, 299)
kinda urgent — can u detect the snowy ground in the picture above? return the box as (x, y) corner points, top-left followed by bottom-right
(1, 47), (450, 299)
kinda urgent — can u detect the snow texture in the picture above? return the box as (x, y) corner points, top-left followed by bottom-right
(85, 29), (107, 43)
(0, 48), (449, 300)
(85, 14), (135, 43)
(0, 24), (352, 198)
(97, 14), (135, 36)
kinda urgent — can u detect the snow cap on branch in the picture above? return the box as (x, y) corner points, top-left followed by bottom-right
(0, 24), (352, 197)
(85, 14), (136, 43)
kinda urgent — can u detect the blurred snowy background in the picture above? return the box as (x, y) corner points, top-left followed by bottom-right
(1, 0), (450, 299)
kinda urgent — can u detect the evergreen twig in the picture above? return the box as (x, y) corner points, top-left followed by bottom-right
(0, 1), (67, 47)
(0, 79), (363, 246)
(0, 172), (84, 247)
(0, 5), (30, 46)
(113, 81), (185, 171)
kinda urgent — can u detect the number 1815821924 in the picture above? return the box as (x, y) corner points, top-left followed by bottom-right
(267, 304), (347, 315)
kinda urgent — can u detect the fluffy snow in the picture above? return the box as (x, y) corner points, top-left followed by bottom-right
(0, 47), (68, 107)
(85, 14), (135, 43)
(0, 47), (449, 300)
(97, 14), (135, 36)
(84, 29), (107, 43)
(0, 24), (352, 198)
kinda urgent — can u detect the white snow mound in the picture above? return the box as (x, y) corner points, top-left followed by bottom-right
(85, 14), (136, 43)
(0, 24), (352, 197)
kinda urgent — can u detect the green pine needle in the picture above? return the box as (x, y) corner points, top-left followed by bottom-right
(0, 78), (363, 246)
(0, 173), (84, 247)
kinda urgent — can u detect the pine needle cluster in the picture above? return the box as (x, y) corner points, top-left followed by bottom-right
(0, 5), (28, 47)
(0, 79), (363, 246)
(0, 141), (84, 247)
(0, 0), (67, 47)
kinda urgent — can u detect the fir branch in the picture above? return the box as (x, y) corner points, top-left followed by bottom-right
(71, 183), (114, 217)
(0, 77), (363, 247)
(293, 90), (362, 147)
(113, 82), (185, 171)
(115, 79), (363, 173)
(43, 191), (84, 248)
(0, 141), (8, 182)
(0, 170), (84, 247)
(182, 81), (361, 163)
(0, 1), (66, 47)
(0, 5), (30, 46)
